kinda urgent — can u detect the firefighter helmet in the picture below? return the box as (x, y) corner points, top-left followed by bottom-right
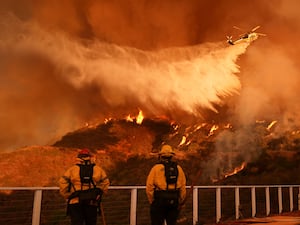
(159, 145), (175, 157)
(77, 148), (92, 158)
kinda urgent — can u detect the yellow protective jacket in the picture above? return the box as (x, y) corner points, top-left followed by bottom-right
(146, 162), (186, 204)
(59, 158), (110, 204)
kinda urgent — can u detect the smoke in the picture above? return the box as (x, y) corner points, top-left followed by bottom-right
(204, 0), (300, 179)
(1, 0), (300, 158)
(0, 13), (246, 150)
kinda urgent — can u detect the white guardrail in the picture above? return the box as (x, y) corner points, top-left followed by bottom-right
(0, 185), (300, 225)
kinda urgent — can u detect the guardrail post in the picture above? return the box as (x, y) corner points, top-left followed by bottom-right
(235, 187), (240, 219)
(193, 187), (198, 225)
(216, 187), (221, 223)
(278, 187), (282, 214)
(32, 190), (42, 225)
(130, 188), (137, 225)
(251, 187), (256, 217)
(298, 187), (300, 210)
(3, 185), (300, 225)
(265, 187), (270, 216)
(289, 187), (293, 212)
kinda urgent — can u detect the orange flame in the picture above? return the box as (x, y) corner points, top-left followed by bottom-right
(125, 110), (144, 124)
(224, 162), (247, 178)
(136, 110), (144, 124)
(179, 136), (187, 146)
(126, 114), (134, 122)
(208, 125), (219, 136)
(104, 118), (113, 124)
(267, 120), (277, 131)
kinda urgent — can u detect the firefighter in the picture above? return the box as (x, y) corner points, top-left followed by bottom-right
(59, 149), (110, 225)
(146, 145), (186, 225)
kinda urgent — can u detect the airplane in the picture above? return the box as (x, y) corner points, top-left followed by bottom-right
(227, 25), (266, 45)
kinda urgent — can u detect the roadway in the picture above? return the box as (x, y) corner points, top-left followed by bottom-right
(212, 211), (300, 225)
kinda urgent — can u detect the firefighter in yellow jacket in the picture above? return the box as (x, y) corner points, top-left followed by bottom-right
(59, 149), (110, 225)
(146, 145), (186, 225)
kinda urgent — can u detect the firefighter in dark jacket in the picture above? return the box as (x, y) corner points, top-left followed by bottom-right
(59, 149), (110, 225)
(146, 145), (186, 225)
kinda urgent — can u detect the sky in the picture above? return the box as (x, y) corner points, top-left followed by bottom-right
(0, 0), (300, 151)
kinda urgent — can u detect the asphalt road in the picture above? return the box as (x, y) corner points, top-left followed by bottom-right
(217, 216), (300, 225)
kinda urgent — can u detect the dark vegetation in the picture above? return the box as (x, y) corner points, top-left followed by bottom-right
(53, 118), (300, 186)
(53, 121), (120, 149)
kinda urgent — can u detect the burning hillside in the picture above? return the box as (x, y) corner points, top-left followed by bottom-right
(52, 113), (300, 185)
(54, 113), (300, 183)
(0, 112), (300, 187)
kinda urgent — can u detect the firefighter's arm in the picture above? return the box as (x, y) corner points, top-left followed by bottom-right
(59, 169), (72, 200)
(99, 174), (110, 194)
(146, 167), (156, 204)
(177, 166), (187, 204)
(95, 167), (110, 194)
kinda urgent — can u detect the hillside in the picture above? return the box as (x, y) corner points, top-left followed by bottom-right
(1, 118), (300, 187)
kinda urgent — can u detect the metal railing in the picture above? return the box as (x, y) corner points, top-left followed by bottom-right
(0, 185), (300, 225)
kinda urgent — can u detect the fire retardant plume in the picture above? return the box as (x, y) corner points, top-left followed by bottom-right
(0, 13), (246, 151)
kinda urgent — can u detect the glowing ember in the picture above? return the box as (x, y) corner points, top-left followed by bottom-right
(224, 162), (247, 178)
(126, 114), (134, 122)
(224, 123), (232, 129)
(179, 136), (187, 146)
(208, 125), (219, 136)
(267, 120), (277, 131)
(104, 118), (113, 124)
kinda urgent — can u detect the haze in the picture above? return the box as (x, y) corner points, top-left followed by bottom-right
(0, 0), (300, 151)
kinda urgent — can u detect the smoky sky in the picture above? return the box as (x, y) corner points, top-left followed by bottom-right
(0, 0), (300, 151)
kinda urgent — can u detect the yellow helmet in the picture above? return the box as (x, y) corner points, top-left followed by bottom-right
(159, 145), (175, 157)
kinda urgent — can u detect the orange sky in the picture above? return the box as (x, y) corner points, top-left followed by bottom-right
(0, 0), (300, 150)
